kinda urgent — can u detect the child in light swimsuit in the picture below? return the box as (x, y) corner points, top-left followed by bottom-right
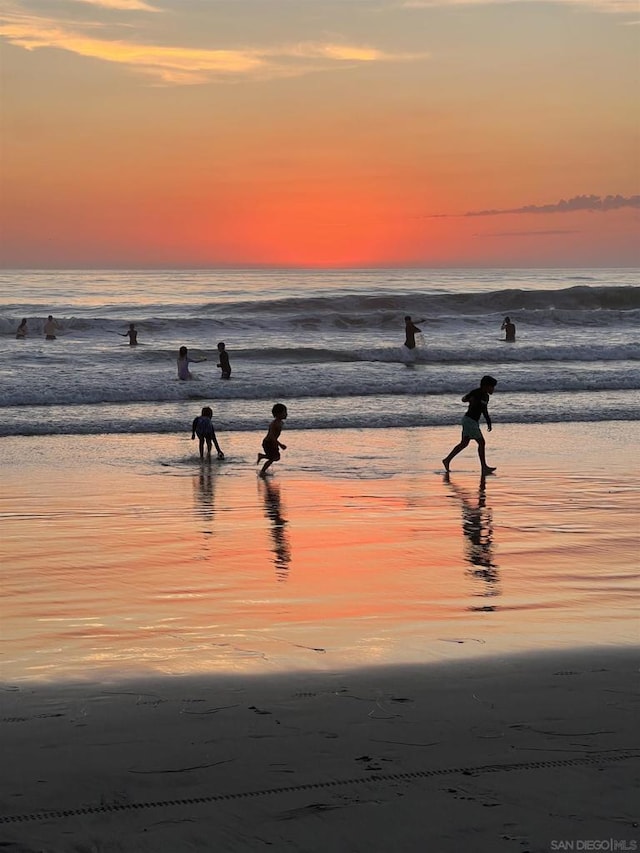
(177, 345), (205, 380)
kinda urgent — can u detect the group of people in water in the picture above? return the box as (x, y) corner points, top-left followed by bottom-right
(403, 314), (516, 350)
(177, 342), (230, 381)
(15, 312), (507, 477)
(15, 315), (60, 340)
(116, 324), (232, 381)
(18, 313), (517, 349)
(101, 321), (233, 381)
(15, 317), (233, 382)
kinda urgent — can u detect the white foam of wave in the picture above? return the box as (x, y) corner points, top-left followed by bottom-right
(1, 358), (639, 409)
(0, 390), (638, 437)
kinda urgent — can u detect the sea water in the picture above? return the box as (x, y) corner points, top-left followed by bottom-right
(1, 268), (638, 437)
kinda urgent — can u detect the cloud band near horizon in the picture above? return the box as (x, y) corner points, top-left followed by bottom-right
(433, 194), (640, 218)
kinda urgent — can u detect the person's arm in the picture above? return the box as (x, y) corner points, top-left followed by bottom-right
(461, 393), (471, 403)
(482, 403), (492, 431)
(191, 417), (198, 439)
(211, 429), (224, 458)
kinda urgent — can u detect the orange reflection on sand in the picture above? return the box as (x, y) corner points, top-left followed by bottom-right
(1, 458), (463, 679)
(2, 429), (638, 682)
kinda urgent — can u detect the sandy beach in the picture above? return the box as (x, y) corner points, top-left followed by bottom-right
(1, 422), (639, 850)
(1, 650), (638, 852)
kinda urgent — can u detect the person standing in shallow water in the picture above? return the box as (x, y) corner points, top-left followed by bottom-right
(177, 346), (206, 380)
(501, 316), (516, 342)
(442, 375), (498, 475)
(16, 319), (28, 339)
(43, 315), (59, 340)
(404, 315), (422, 350)
(120, 323), (138, 346)
(216, 342), (231, 379)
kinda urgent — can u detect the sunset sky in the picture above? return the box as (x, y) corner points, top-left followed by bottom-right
(1, 0), (638, 268)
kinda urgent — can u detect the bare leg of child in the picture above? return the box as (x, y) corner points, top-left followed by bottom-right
(259, 459), (273, 477)
(257, 453), (265, 465)
(443, 435), (470, 472)
(477, 437), (496, 474)
(199, 438), (205, 459)
(205, 437), (212, 459)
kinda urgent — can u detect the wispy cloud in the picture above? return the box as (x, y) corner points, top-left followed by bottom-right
(477, 229), (580, 237)
(402, 0), (638, 14)
(0, 6), (424, 84)
(71, 0), (159, 10)
(433, 194), (640, 218)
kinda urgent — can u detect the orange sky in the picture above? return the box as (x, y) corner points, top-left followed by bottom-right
(1, 0), (638, 268)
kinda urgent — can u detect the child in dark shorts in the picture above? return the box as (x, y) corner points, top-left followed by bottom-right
(257, 403), (288, 477)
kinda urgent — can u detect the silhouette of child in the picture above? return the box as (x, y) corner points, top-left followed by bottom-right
(443, 376), (497, 475)
(256, 403), (288, 477)
(177, 345), (205, 380)
(191, 406), (224, 460)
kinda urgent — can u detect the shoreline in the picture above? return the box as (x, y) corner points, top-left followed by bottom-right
(2, 646), (638, 851)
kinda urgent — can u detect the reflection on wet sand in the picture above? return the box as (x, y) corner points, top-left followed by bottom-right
(445, 473), (500, 608)
(260, 478), (291, 580)
(193, 462), (216, 536)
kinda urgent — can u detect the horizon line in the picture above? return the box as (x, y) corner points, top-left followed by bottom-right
(1, 264), (639, 273)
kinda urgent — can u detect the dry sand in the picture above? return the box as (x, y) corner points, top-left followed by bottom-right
(1, 649), (638, 852)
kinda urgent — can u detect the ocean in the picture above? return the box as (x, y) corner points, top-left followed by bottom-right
(1, 268), (638, 438)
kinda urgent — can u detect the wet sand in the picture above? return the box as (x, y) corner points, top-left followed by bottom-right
(2, 423), (638, 681)
(1, 423), (638, 850)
